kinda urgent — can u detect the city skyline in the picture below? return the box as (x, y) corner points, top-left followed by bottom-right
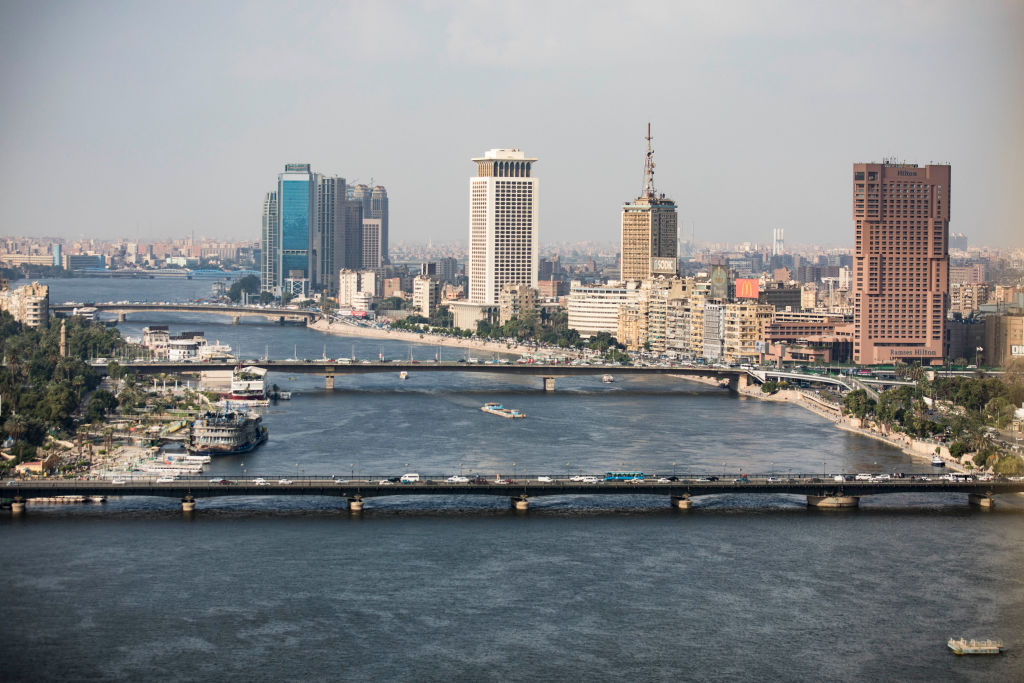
(0, 2), (1022, 248)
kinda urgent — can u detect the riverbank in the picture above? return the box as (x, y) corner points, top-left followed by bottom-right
(309, 318), (539, 357)
(738, 385), (969, 473)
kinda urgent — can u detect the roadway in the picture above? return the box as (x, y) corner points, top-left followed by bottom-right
(51, 302), (316, 323)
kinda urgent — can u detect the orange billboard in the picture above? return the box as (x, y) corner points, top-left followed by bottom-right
(735, 278), (760, 299)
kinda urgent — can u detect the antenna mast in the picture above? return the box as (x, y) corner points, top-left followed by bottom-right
(642, 122), (656, 198)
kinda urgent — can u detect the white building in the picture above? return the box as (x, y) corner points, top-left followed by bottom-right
(567, 280), (641, 338)
(338, 269), (378, 307)
(468, 149), (539, 305)
(0, 281), (49, 328)
(412, 276), (441, 318)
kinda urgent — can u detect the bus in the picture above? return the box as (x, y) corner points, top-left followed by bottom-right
(604, 471), (644, 481)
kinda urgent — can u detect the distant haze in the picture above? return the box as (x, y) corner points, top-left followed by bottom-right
(1, 1), (1021, 247)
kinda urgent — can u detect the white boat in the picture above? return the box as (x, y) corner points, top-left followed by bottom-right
(931, 455), (945, 467)
(481, 402), (526, 419)
(602, 374), (614, 383)
(399, 371), (408, 380)
(947, 637), (1003, 655)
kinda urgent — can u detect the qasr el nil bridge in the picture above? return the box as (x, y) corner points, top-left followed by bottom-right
(50, 302), (315, 325)
(5, 475), (1021, 514)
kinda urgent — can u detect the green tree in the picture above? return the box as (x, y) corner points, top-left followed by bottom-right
(227, 275), (261, 302)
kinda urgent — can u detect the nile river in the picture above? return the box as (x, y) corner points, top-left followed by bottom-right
(2, 278), (1022, 681)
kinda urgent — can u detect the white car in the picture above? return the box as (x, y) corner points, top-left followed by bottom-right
(254, 478), (269, 486)
(378, 479), (395, 485)
(580, 476), (600, 484)
(537, 476), (553, 482)
(656, 477), (670, 483)
(569, 475), (585, 482)
(156, 476), (176, 483)
(872, 474), (891, 481)
(855, 473), (872, 481)
(445, 475), (470, 483)
(111, 478), (126, 485)
(277, 479), (293, 485)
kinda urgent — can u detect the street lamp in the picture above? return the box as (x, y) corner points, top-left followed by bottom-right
(673, 462), (677, 477)
(350, 463), (354, 479)
(513, 462), (517, 481)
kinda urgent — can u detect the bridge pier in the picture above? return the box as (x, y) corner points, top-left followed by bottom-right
(348, 496), (364, 512)
(325, 375), (335, 390)
(11, 496), (25, 514)
(542, 377), (556, 392)
(511, 495), (529, 511)
(968, 493), (995, 508)
(670, 495), (692, 509)
(117, 312), (127, 322)
(232, 315), (241, 325)
(181, 495), (196, 512)
(807, 495), (859, 508)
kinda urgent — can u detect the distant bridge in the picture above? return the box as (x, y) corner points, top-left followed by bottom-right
(100, 359), (751, 392)
(51, 302), (316, 324)
(4, 475), (1019, 512)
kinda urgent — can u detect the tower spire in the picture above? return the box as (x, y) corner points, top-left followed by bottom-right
(642, 122), (656, 198)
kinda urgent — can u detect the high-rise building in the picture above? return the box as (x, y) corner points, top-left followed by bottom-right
(370, 185), (389, 264)
(467, 149), (539, 305)
(261, 164), (360, 297)
(621, 125), (678, 282)
(771, 228), (784, 256)
(361, 218), (382, 269)
(852, 162), (950, 365)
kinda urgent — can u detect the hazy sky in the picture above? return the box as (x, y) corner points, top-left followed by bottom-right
(1, 1), (1022, 248)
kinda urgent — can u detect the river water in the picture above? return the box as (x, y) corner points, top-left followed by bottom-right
(3, 278), (1022, 681)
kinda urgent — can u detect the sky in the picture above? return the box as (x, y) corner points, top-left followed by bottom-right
(1, 1), (1022, 248)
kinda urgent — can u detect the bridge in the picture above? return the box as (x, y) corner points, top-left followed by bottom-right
(100, 359), (751, 392)
(4, 475), (1020, 513)
(51, 302), (316, 324)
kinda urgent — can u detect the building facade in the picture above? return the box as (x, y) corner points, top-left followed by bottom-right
(567, 281), (640, 338)
(620, 126), (677, 282)
(852, 162), (950, 364)
(467, 149), (539, 305)
(0, 281), (49, 328)
(412, 276), (441, 318)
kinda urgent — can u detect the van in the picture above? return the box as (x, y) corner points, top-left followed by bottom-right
(400, 473), (420, 483)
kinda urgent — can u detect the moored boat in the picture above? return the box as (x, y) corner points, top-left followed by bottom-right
(226, 366), (268, 401)
(931, 455), (945, 467)
(187, 411), (268, 456)
(602, 374), (614, 383)
(947, 637), (1003, 655)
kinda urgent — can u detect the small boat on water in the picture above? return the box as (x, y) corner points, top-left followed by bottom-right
(399, 371), (409, 380)
(947, 637), (1003, 655)
(602, 375), (614, 383)
(931, 455), (945, 467)
(481, 402), (526, 419)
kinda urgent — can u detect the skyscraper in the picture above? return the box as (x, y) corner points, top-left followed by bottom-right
(620, 124), (678, 282)
(260, 164), (359, 297)
(852, 161), (950, 365)
(771, 228), (784, 256)
(467, 148), (539, 305)
(370, 185), (389, 264)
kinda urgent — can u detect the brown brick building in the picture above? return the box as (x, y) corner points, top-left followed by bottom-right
(852, 162), (950, 365)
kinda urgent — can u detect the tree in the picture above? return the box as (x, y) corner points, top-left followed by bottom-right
(228, 275), (261, 302)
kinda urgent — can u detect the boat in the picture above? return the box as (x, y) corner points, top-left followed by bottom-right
(602, 374), (614, 383)
(277, 391), (291, 400)
(186, 411), (268, 456)
(931, 455), (945, 467)
(481, 402), (526, 419)
(226, 366), (267, 401)
(947, 637), (1003, 655)
(399, 371), (408, 380)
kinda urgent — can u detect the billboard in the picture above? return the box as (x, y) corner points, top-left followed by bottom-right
(710, 265), (730, 299)
(735, 278), (759, 299)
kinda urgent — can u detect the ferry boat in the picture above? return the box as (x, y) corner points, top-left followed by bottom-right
(186, 411), (268, 456)
(481, 402), (526, 419)
(947, 637), (1003, 655)
(399, 371), (409, 380)
(602, 374), (614, 383)
(227, 366), (267, 400)
(931, 455), (945, 467)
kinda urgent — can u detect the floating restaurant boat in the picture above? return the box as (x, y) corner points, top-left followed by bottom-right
(947, 637), (1003, 655)
(931, 455), (945, 467)
(481, 402), (526, 419)
(227, 366), (267, 401)
(186, 411), (268, 456)
(602, 375), (614, 383)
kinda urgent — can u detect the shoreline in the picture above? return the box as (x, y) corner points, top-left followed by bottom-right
(309, 318), (539, 357)
(738, 385), (969, 473)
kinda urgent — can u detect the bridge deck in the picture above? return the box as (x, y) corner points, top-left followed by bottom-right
(5, 477), (1020, 501)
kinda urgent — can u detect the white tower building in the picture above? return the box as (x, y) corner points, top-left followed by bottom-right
(467, 149), (539, 305)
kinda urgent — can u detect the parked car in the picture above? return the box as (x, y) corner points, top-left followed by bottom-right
(445, 475), (470, 483)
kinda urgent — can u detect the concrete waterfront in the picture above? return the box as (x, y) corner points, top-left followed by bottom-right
(4, 475), (1020, 512)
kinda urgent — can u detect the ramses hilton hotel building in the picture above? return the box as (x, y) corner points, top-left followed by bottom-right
(852, 162), (950, 365)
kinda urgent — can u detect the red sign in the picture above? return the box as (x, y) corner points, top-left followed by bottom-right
(735, 278), (759, 299)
